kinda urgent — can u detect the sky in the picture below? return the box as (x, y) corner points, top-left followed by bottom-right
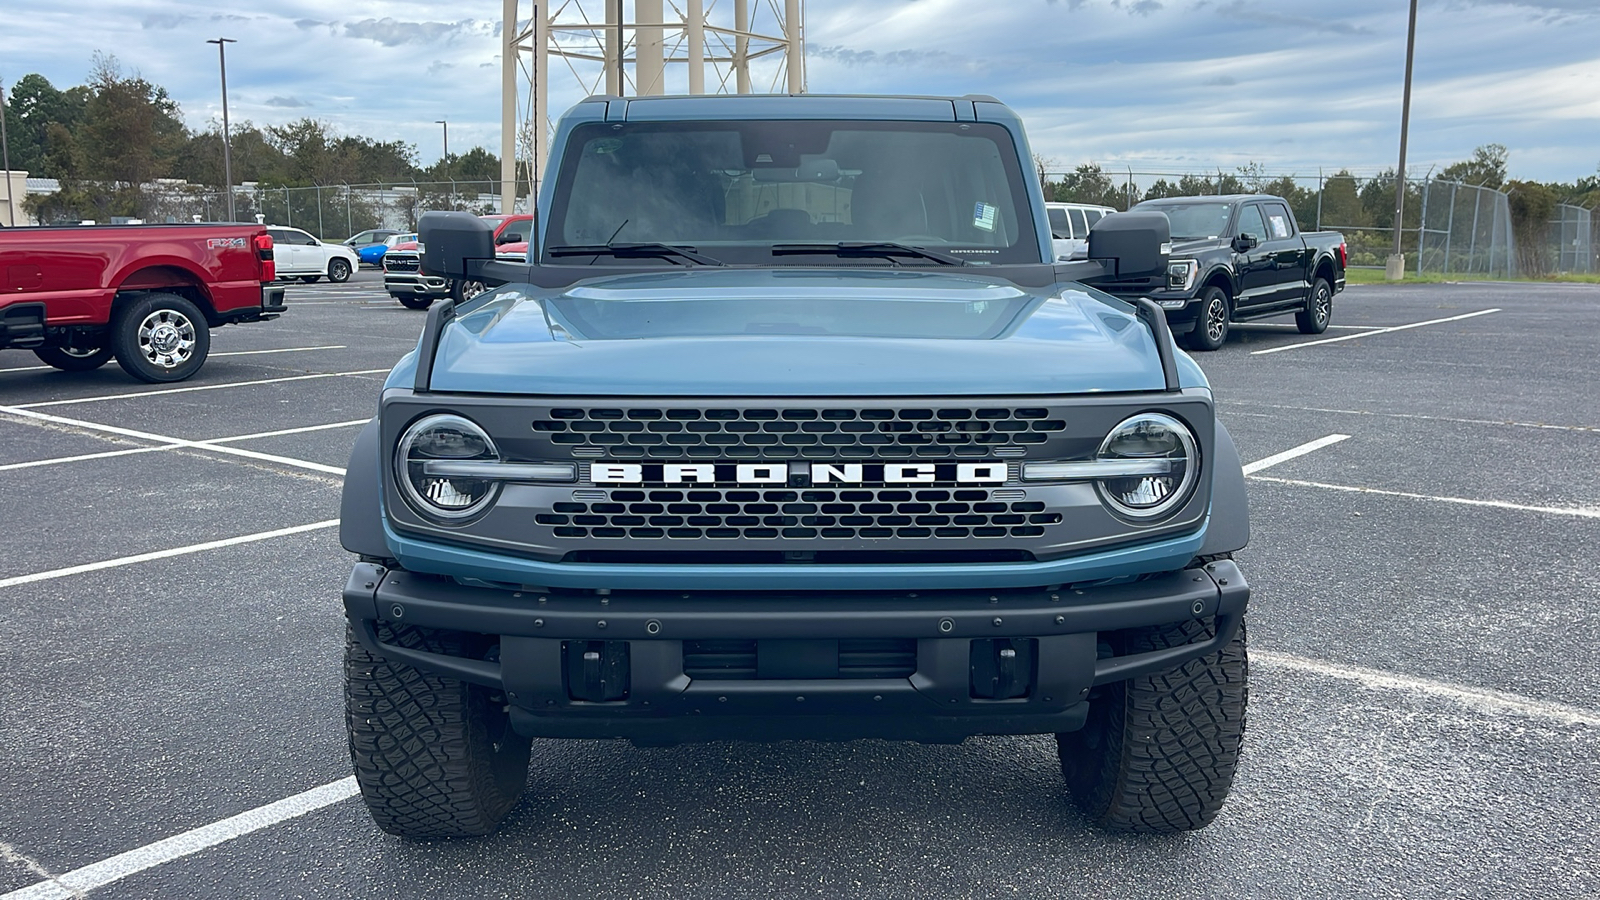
(1, 0), (1597, 183)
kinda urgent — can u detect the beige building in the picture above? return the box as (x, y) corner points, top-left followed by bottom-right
(1, 169), (26, 226)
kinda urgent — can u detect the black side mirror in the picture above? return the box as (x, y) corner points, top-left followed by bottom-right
(420, 211), (494, 279)
(1087, 211), (1171, 278)
(1232, 234), (1259, 252)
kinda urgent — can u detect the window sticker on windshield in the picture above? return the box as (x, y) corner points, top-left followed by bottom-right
(1268, 215), (1289, 239)
(973, 202), (998, 232)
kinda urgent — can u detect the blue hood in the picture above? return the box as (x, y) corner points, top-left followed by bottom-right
(399, 269), (1203, 397)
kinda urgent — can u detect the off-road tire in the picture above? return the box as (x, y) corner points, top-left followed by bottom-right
(1296, 277), (1332, 334)
(33, 345), (114, 372)
(111, 292), (210, 383)
(328, 258), (352, 283)
(1057, 617), (1248, 833)
(397, 294), (434, 310)
(1183, 286), (1231, 351)
(345, 621), (531, 838)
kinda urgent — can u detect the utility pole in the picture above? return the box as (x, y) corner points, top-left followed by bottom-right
(1387, 0), (1418, 280)
(0, 77), (15, 227)
(207, 38), (237, 222)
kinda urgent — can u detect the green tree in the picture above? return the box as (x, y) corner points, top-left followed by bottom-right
(1439, 144), (1508, 188)
(2, 73), (89, 176)
(422, 146), (500, 185)
(80, 54), (188, 194)
(1141, 178), (1182, 201)
(1507, 179), (1559, 276)
(1052, 163), (1126, 209)
(1317, 170), (1368, 228)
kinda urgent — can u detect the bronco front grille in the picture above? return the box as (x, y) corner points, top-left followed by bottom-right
(537, 487), (1063, 541)
(533, 406), (1068, 460)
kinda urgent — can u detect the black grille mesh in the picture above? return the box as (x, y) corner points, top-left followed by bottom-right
(537, 487), (1062, 541)
(384, 256), (420, 272)
(683, 639), (918, 680)
(534, 406), (1067, 460)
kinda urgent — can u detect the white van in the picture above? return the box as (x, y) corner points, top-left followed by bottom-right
(1045, 202), (1117, 261)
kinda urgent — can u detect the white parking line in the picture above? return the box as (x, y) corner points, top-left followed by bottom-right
(1255, 651), (1600, 728)
(0, 346), (348, 375)
(3, 643), (1592, 900)
(0, 520), (339, 590)
(1250, 308), (1501, 355)
(0, 406), (349, 476)
(9, 369), (390, 409)
(1249, 474), (1600, 519)
(1241, 434), (1350, 475)
(1224, 401), (1600, 435)
(0, 778), (359, 900)
(0, 445), (171, 472)
(0, 420), (366, 473)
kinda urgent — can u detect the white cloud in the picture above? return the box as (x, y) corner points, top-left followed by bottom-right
(1, 0), (1596, 180)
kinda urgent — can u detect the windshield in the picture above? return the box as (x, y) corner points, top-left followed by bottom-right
(1137, 202), (1234, 241)
(545, 120), (1038, 265)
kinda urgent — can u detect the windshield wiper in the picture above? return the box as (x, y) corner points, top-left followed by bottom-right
(772, 242), (969, 266)
(547, 242), (724, 266)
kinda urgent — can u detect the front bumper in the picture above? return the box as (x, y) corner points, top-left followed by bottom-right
(343, 558), (1248, 744)
(384, 272), (450, 297)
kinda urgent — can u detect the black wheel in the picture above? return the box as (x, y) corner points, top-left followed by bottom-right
(1058, 617), (1248, 833)
(1296, 278), (1332, 334)
(33, 344), (114, 372)
(301, 275), (323, 284)
(346, 622), (531, 838)
(451, 279), (488, 302)
(111, 293), (210, 383)
(397, 294), (434, 310)
(328, 258), (352, 283)
(1183, 286), (1231, 351)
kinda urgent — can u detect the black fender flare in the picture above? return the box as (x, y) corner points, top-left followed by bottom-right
(339, 418), (392, 558)
(1200, 418), (1250, 556)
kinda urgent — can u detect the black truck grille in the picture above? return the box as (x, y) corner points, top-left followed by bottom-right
(384, 256), (420, 272)
(683, 639), (918, 680)
(537, 487), (1062, 540)
(534, 406), (1068, 460)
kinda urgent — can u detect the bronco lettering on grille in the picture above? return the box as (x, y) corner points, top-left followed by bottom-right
(591, 462), (1007, 485)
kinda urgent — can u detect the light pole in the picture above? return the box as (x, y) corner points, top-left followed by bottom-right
(0, 77), (15, 227)
(1387, 0), (1418, 280)
(207, 38), (237, 222)
(436, 119), (449, 206)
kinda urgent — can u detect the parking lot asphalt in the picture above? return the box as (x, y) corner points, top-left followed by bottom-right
(1, 270), (1597, 899)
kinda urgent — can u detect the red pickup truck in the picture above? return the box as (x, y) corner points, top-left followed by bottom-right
(0, 223), (286, 382)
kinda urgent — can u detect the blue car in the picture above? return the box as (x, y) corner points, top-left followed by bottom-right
(340, 228), (400, 267)
(339, 93), (1252, 840)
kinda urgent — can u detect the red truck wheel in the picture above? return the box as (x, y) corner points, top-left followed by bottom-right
(111, 293), (211, 383)
(33, 345), (115, 372)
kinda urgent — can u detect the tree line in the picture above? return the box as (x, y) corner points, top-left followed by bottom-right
(2, 56), (504, 224)
(1038, 145), (1600, 274)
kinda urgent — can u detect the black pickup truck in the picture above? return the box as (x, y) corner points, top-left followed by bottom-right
(1096, 194), (1346, 351)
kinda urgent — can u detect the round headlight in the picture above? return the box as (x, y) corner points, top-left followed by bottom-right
(396, 414), (501, 521)
(1095, 413), (1200, 520)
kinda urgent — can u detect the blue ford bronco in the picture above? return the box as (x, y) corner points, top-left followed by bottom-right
(339, 93), (1252, 837)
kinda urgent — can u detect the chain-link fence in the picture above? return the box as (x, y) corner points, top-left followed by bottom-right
(1041, 169), (1521, 278)
(1542, 203), (1595, 275)
(135, 180), (529, 240)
